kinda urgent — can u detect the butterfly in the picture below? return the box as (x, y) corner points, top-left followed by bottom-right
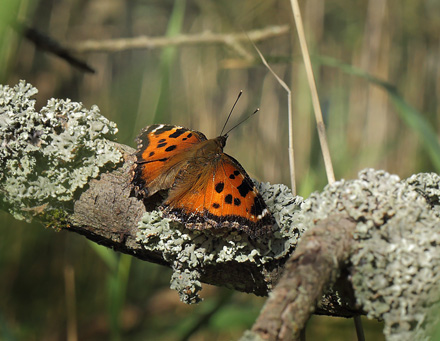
(132, 124), (275, 238)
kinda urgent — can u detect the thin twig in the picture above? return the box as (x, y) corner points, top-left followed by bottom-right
(66, 25), (289, 53)
(289, 0), (335, 184)
(11, 22), (95, 73)
(250, 41), (297, 195)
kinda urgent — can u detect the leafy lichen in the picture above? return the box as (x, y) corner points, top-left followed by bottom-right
(0, 81), (122, 221)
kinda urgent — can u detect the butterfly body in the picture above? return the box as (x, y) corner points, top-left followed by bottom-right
(132, 124), (274, 237)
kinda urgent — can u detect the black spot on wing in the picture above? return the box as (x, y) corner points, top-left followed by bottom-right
(215, 182), (224, 193)
(169, 128), (186, 138)
(225, 194), (233, 204)
(212, 203), (220, 209)
(157, 142), (167, 148)
(147, 125), (208, 143)
(250, 196), (265, 216)
(182, 132), (193, 141)
(165, 145), (177, 152)
(237, 179), (253, 198)
(149, 151), (155, 157)
(233, 198), (241, 206)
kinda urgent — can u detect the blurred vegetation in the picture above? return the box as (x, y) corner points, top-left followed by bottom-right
(1, 0), (439, 340)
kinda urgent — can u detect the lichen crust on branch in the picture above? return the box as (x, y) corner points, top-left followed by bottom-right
(0, 81), (122, 221)
(136, 181), (303, 303)
(298, 169), (440, 340)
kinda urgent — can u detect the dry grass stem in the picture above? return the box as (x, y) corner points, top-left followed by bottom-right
(290, 0), (335, 184)
(252, 42), (296, 195)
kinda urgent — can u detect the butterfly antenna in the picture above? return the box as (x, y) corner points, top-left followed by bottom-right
(220, 90), (243, 136)
(224, 108), (259, 136)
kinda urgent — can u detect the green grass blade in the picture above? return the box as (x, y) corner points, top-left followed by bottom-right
(317, 55), (440, 172)
(87, 240), (118, 272)
(152, 0), (186, 123)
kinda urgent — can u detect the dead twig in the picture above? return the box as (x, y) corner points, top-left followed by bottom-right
(250, 39), (296, 195)
(11, 21), (95, 73)
(65, 25), (289, 53)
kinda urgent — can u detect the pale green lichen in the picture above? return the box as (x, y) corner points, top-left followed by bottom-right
(0, 81), (122, 221)
(296, 169), (440, 341)
(147, 167), (438, 337)
(136, 181), (303, 303)
(170, 268), (203, 304)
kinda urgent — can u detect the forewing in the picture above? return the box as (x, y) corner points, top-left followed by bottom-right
(132, 124), (207, 197)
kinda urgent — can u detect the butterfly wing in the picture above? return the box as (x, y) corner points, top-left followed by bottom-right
(165, 152), (274, 237)
(132, 124), (207, 197)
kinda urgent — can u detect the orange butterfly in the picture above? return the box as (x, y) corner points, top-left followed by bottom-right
(132, 124), (274, 237)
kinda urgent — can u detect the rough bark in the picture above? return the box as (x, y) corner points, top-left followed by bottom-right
(248, 216), (357, 340)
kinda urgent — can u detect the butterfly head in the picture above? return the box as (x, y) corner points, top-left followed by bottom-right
(207, 135), (228, 155)
(218, 134), (228, 148)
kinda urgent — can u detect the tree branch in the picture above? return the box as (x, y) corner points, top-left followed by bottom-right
(2, 81), (440, 340)
(64, 25), (289, 53)
(248, 215), (357, 340)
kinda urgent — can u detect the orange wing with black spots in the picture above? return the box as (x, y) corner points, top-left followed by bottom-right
(165, 153), (273, 237)
(132, 124), (207, 197)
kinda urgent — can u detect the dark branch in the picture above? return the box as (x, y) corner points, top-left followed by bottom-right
(11, 21), (95, 73)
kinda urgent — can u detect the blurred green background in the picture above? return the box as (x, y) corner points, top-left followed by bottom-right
(1, 0), (439, 340)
